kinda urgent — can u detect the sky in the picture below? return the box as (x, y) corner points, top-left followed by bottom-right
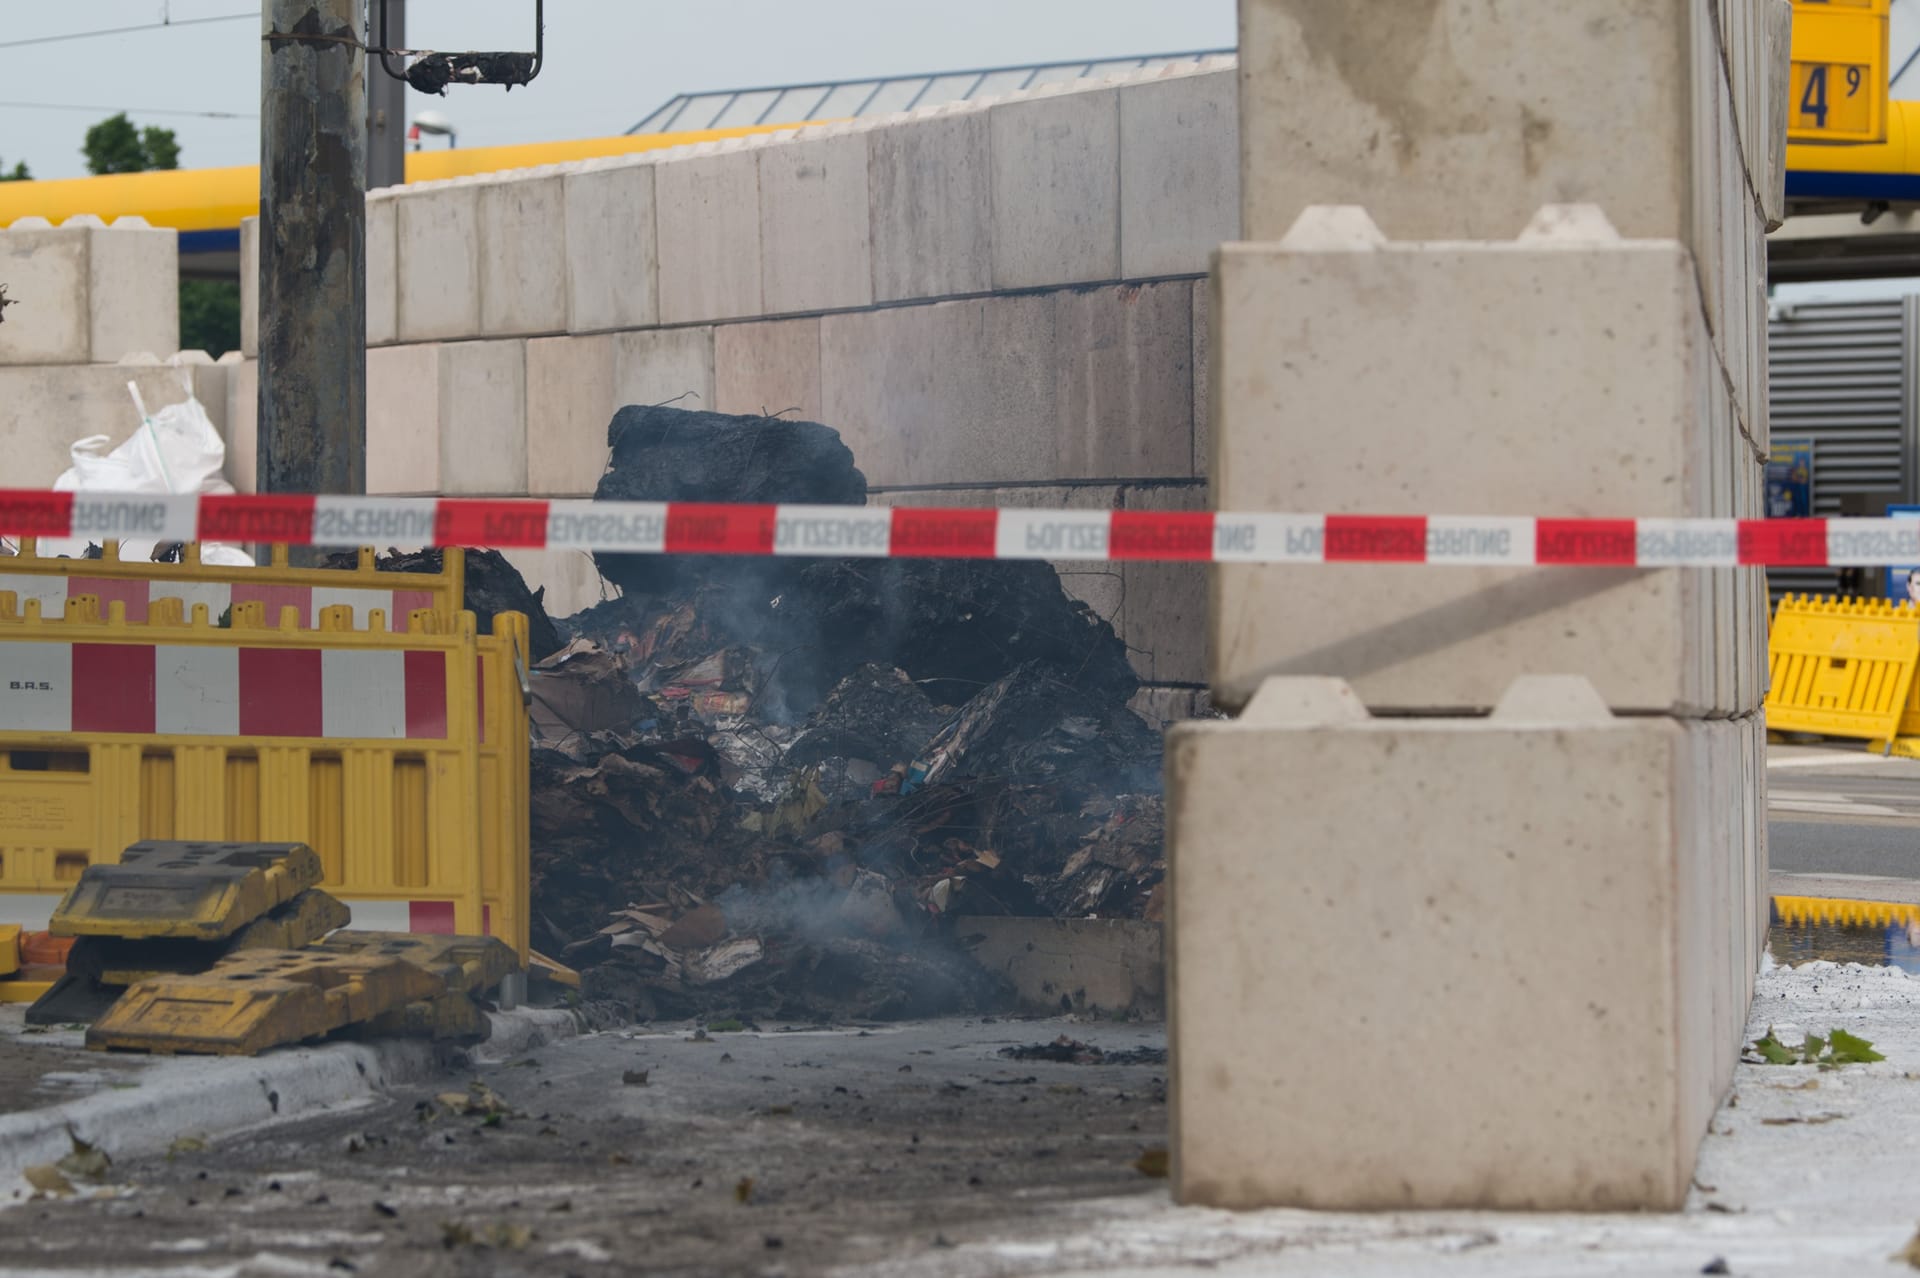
(0, 0), (1236, 181)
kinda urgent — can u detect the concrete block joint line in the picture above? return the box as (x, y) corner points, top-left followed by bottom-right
(0, 490), (1902, 568)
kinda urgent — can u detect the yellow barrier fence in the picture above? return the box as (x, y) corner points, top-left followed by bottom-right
(1765, 594), (1920, 742)
(0, 590), (530, 962)
(0, 541), (465, 633)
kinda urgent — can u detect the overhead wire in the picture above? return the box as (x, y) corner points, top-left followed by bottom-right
(0, 11), (254, 52)
(0, 101), (255, 120)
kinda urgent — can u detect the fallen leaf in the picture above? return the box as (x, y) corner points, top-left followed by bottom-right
(23, 1165), (73, 1197)
(1133, 1148), (1169, 1178)
(167, 1136), (209, 1159)
(1894, 1225), (1920, 1268)
(735, 1176), (755, 1204)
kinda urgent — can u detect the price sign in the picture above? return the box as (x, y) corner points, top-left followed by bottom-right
(1790, 0), (1890, 145)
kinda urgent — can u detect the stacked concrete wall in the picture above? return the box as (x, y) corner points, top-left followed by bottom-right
(1168, 0), (1783, 1210)
(221, 57), (1237, 719)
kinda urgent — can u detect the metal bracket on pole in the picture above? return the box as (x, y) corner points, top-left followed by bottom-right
(372, 0), (544, 93)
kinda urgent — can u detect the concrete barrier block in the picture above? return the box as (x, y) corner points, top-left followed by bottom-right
(1192, 280), (1210, 480)
(0, 224), (88, 365)
(820, 294), (1056, 487)
(224, 357), (258, 494)
(480, 175), (568, 337)
(367, 194), (398, 346)
(89, 218), (179, 364)
(1119, 69), (1239, 279)
(526, 334), (615, 497)
(714, 318), (821, 421)
(655, 150), (762, 324)
(1054, 281), (1194, 479)
(1238, 1), (1689, 243)
(1761, 0), (1791, 229)
(1115, 485), (1208, 685)
(438, 340), (525, 494)
(868, 110), (992, 303)
(1210, 225), (1732, 716)
(990, 87), (1120, 289)
(499, 548), (613, 621)
(239, 216), (258, 358)
(611, 327), (715, 414)
(959, 917), (1162, 1017)
(759, 134), (873, 314)
(397, 185), (482, 342)
(1168, 676), (1745, 1211)
(564, 161), (658, 333)
(367, 343), (443, 495)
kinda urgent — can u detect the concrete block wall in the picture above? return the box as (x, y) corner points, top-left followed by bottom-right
(1169, 0), (1781, 1212)
(3, 354), (231, 489)
(0, 216), (177, 366)
(230, 60), (1237, 688)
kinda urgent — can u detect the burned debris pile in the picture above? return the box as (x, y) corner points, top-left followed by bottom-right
(466, 407), (1168, 1021)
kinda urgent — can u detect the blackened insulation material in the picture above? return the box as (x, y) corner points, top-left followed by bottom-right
(318, 545), (564, 661)
(786, 665), (946, 769)
(593, 406), (867, 601)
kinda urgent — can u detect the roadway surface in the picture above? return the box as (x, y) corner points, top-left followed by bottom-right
(1769, 744), (1920, 894)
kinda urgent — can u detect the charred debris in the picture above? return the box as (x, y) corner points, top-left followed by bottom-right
(358, 407), (1174, 1022)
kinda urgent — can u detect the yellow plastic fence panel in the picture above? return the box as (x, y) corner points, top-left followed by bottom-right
(477, 614), (532, 962)
(1766, 594), (1920, 741)
(0, 597), (531, 959)
(1773, 895), (1920, 929)
(0, 542), (464, 635)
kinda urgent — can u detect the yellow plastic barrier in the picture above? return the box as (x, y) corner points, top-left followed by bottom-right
(0, 592), (530, 962)
(1765, 594), (1920, 742)
(0, 541), (465, 633)
(1772, 895), (1920, 929)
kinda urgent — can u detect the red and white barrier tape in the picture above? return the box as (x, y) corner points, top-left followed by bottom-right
(0, 491), (1902, 567)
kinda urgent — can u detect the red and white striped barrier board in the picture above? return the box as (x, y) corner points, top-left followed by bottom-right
(0, 491), (1906, 567)
(0, 643), (449, 739)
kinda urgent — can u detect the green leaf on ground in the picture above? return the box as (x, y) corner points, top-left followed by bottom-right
(1826, 1029), (1886, 1065)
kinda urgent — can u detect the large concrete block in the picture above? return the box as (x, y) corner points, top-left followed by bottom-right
(1114, 485), (1208, 685)
(1191, 281), (1210, 480)
(1238, 1), (1691, 243)
(655, 148), (763, 324)
(1119, 70), (1240, 279)
(759, 132), (873, 314)
(367, 194), (398, 346)
(820, 294), (1057, 487)
(868, 109), (992, 303)
(438, 340), (527, 495)
(88, 218), (179, 363)
(0, 222), (88, 365)
(960, 917), (1163, 1017)
(480, 175), (568, 337)
(367, 343), (443, 495)
(1209, 213), (1737, 716)
(0, 362), (226, 488)
(223, 356), (258, 494)
(1168, 675), (1748, 1211)
(239, 216), (259, 358)
(714, 318), (821, 422)
(990, 87), (1121, 289)
(564, 161), (658, 333)
(1054, 281), (1194, 479)
(526, 334), (615, 497)
(396, 184), (482, 342)
(611, 326), (715, 413)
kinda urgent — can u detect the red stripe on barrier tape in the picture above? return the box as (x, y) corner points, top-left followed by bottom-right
(1739, 518), (1828, 567)
(436, 499), (551, 549)
(1111, 511), (1216, 561)
(198, 493), (316, 543)
(1536, 518), (1637, 566)
(889, 507), (998, 558)
(0, 490), (75, 539)
(1325, 515), (1426, 563)
(665, 503), (777, 556)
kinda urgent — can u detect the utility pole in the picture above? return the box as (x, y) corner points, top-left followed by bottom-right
(367, 0), (405, 189)
(258, 0), (366, 501)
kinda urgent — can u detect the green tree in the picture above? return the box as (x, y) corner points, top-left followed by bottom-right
(0, 159), (28, 182)
(82, 113), (180, 176)
(80, 114), (236, 355)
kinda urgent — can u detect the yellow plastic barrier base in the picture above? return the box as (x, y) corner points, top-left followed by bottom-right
(53, 842), (323, 942)
(0, 923), (19, 978)
(315, 931), (519, 995)
(88, 950), (443, 1055)
(67, 890), (351, 986)
(1864, 737), (1920, 760)
(0, 978), (57, 1004)
(1773, 895), (1920, 928)
(346, 992), (490, 1045)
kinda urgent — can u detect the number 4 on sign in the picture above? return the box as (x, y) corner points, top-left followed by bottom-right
(1803, 64), (1829, 128)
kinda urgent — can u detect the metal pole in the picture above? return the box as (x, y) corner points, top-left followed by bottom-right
(366, 0), (405, 189)
(258, 0), (366, 503)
